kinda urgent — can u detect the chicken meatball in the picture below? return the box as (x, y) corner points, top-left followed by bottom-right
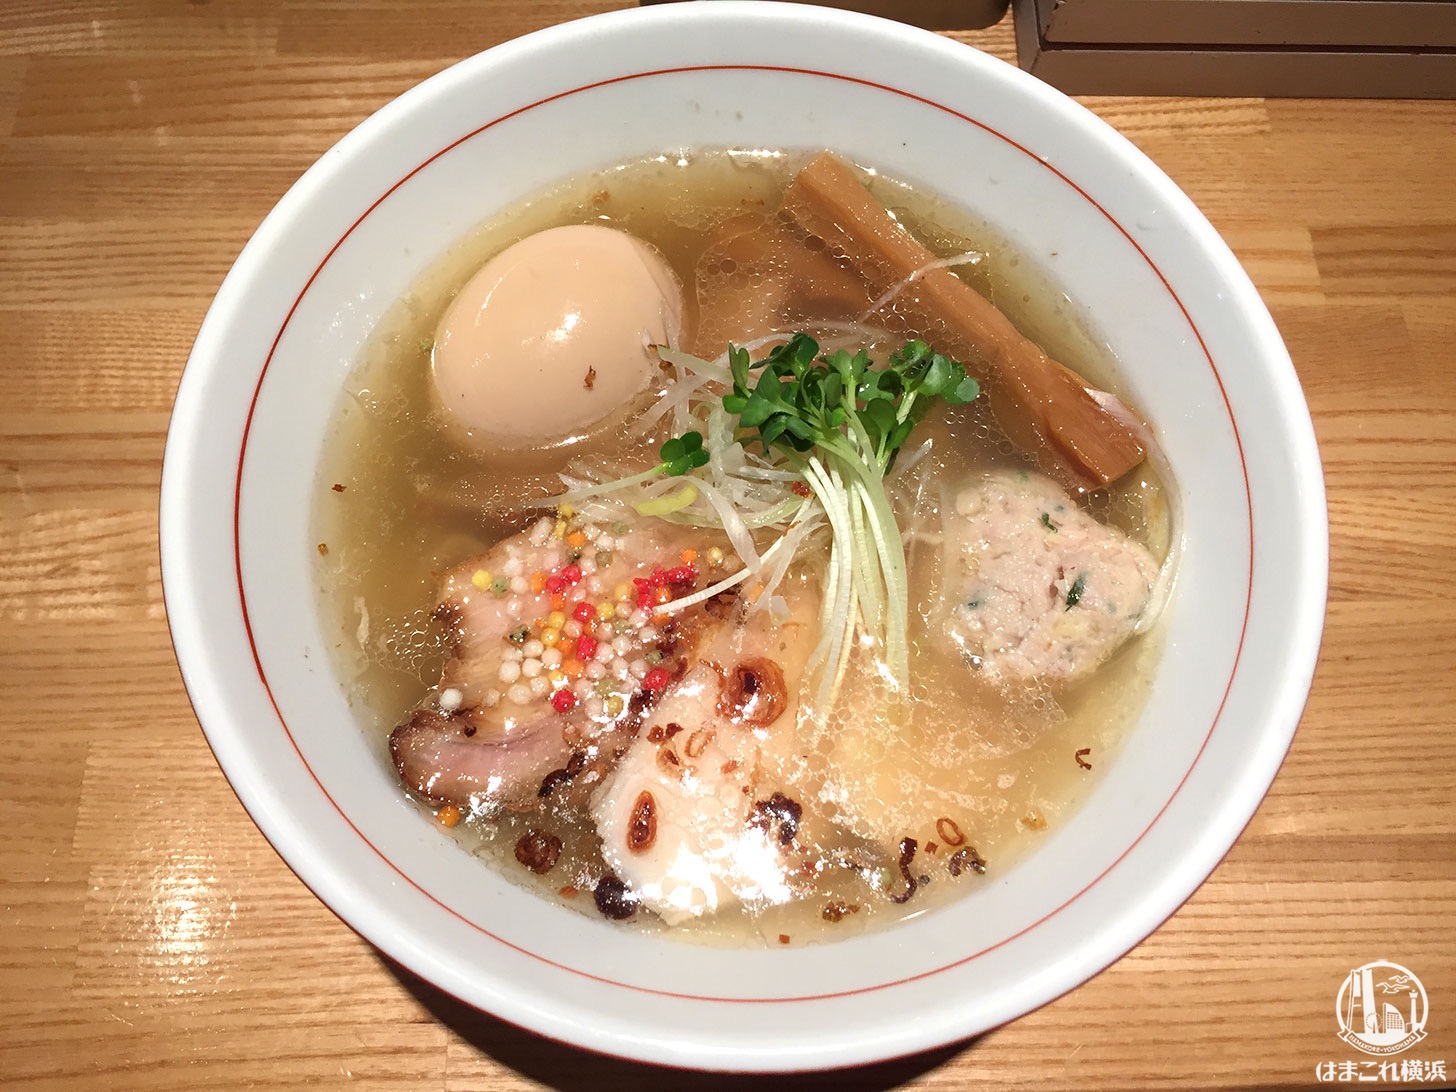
(942, 470), (1158, 682)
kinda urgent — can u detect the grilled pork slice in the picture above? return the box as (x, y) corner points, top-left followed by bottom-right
(389, 517), (688, 812)
(590, 586), (817, 925)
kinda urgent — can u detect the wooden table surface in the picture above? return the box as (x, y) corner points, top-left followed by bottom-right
(3, 3), (1453, 1090)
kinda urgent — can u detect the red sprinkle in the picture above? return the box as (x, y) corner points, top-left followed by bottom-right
(642, 667), (671, 692)
(545, 575), (566, 595)
(577, 635), (599, 660)
(551, 688), (577, 713)
(663, 564), (698, 586)
(560, 564), (583, 586)
(572, 601), (596, 624)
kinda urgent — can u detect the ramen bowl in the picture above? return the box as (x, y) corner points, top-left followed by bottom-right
(160, 1), (1326, 1072)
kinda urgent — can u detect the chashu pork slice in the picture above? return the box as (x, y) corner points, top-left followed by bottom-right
(590, 586), (817, 925)
(389, 517), (687, 812)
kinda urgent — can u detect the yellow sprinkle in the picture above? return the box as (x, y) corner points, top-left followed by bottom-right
(706, 546), (725, 565)
(547, 610), (567, 629)
(605, 695), (625, 718)
(557, 503), (576, 519)
(635, 483), (698, 517)
(553, 519), (566, 538)
(548, 669), (567, 688)
(471, 569), (492, 590)
(540, 628), (561, 648)
(597, 602), (616, 621)
(613, 583), (631, 602)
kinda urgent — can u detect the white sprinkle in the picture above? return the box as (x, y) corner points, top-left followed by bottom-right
(439, 687), (463, 712)
(587, 576), (605, 595)
(585, 697), (605, 719)
(612, 657), (630, 678)
(502, 557), (524, 577)
(509, 575), (529, 594)
(501, 647), (523, 663)
(586, 661), (606, 681)
(594, 642), (615, 663)
(639, 625), (659, 643)
(523, 639), (545, 658)
(629, 609), (649, 628)
(521, 658), (542, 679)
(482, 689), (501, 708)
(611, 635), (632, 656)
(629, 658), (649, 680)
(529, 518), (552, 545)
(563, 619), (583, 638)
(508, 683), (533, 705)
(497, 661), (522, 684)
(529, 675), (550, 698)
(542, 647), (563, 669)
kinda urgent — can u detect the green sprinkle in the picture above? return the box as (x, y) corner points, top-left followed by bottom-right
(595, 550), (613, 568)
(645, 649), (664, 664)
(1040, 513), (1058, 532)
(491, 576), (509, 595)
(508, 625), (529, 644)
(1065, 572), (1087, 610)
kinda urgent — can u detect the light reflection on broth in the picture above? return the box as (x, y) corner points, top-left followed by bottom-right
(314, 149), (1166, 946)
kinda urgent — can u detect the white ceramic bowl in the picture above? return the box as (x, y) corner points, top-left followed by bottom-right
(161, 1), (1327, 1072)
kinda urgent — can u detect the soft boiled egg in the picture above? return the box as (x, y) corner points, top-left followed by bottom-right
(431, 224), (684, 450)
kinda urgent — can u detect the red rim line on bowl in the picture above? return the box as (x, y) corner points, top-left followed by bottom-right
(231, 64), (1254, 1004)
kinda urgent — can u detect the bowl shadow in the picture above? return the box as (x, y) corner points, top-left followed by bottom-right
(384, 955), (974, 1088)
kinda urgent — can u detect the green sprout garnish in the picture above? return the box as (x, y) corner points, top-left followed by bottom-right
(718, 335), (978, 705)
(548, 334), (980, 712)
(724, 336), (978, 471)
(659, 430), (709, 476)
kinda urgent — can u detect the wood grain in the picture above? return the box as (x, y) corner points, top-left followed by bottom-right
(2, 4), (1454, 1090)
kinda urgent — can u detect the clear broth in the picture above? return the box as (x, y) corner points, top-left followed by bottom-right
(313, 149), (1167, 946)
